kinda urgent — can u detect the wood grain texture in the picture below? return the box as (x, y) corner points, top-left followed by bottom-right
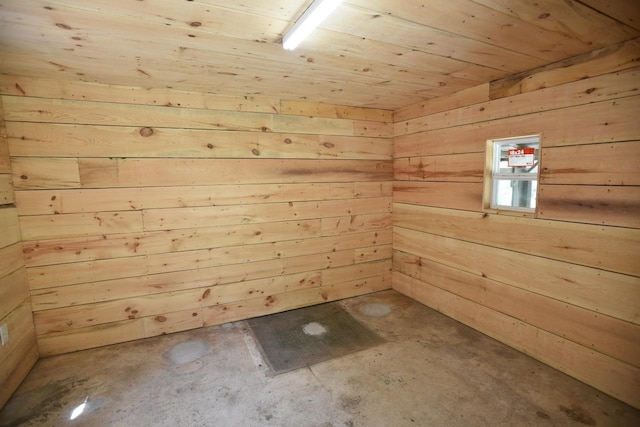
(0, 0), (639, 409)
(0, 2), (636, 109)
(0, 74), (282, 114)
(0, 207), (21, 248)
(394, 203), (640, 276)
(393, 181), (483, 211)
(11, 157), (80, 190)
(541, 141), (640, 186)
(0, 100), (37, 410)
(36, 307), (204, 356)
(0, 174), (14, 205)
(1, 96), (391, 138)
(394, 251), (640, 367)
(0, 267), (29, 321)
(76, 158), (391, 189)
(396, 70), (640, 137)
(4, 81), (393, 356)
(538, 185), (640, 228)
(489, 38), (640, 99)
(13, 182), (392, 215)
(394, 153), (484, 182)
(393, 228), (640, 325)
(393, 272), (640, 409)
(392, 54), (640, 409)
(6, 122), (392, 160)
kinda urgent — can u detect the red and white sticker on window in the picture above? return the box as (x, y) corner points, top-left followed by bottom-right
(508, 148), (535, 167)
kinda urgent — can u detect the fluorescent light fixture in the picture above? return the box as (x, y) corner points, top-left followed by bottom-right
(283, 0), (343, 51)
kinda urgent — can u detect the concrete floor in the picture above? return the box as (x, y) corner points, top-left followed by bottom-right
(1, 290), (638, 427)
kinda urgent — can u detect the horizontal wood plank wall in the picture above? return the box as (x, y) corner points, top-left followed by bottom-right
(0, 101), (38, 409)
(0, 77), (393, 357)
(393, 40), (640, 409)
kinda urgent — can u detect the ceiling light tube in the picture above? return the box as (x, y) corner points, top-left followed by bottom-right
(283, 0), (343, 51)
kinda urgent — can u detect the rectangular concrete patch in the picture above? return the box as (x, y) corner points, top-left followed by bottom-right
(247, 302), (385, 375)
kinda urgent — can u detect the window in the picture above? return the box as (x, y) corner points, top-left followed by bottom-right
(484, 135), (540, 213)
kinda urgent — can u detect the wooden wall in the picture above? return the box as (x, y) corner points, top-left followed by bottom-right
(0, 76), (393, 357)
(392, 38), (640, 408)
(0, 100), (39, 408)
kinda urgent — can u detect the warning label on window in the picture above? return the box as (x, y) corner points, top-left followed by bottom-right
(508, 148), (535, 167)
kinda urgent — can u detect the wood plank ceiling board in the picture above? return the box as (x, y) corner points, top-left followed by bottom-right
(0, 0), (638, 109)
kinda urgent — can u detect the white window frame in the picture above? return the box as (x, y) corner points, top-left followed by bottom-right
(485, 135), (540, 214)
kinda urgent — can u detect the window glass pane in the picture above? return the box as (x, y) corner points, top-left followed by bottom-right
(496, 141), (539, 175)
(494, 179), (537, 209)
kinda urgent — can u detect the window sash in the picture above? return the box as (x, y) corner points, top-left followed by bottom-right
(489, 136), (540, 212)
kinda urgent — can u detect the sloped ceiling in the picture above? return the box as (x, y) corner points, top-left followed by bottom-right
(0, 0), (638, 109)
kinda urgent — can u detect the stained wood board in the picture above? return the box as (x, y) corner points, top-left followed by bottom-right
(392, 272), (640, 409)
(392, 229), (640, 325)
(394, 203), (640, 276)
(394, 251), (640, 367)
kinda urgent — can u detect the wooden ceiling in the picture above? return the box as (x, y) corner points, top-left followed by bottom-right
(0, 0), (638, 109)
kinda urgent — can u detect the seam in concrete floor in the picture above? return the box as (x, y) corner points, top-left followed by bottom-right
(1, 290), (638, 427)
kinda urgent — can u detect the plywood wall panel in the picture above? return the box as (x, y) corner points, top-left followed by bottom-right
(2, 80), (392, 356)
(393, 50), (640, 407)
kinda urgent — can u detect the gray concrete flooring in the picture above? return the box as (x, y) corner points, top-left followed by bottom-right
(1, 290), (638, 426)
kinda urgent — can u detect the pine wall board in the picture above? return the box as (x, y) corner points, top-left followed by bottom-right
(0, 102), (38, 409)
(0, 80), (393, 357)
(2, 35), (639, 413)
(392, 41), (640, 408)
